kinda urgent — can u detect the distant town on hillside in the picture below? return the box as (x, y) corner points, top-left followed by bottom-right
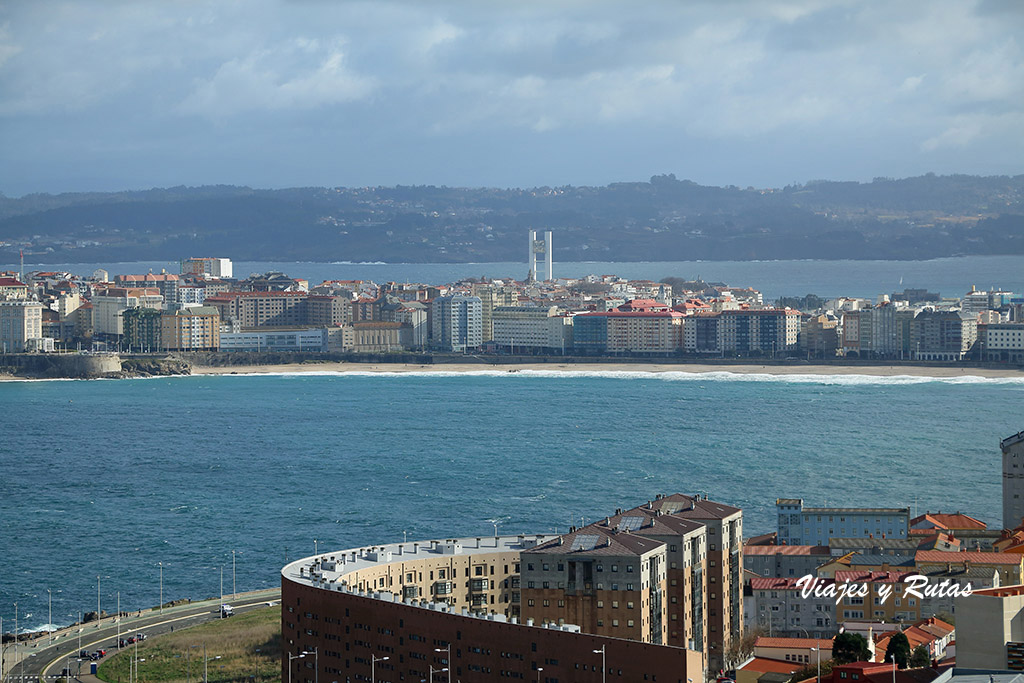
(1, 173), (1023, 264)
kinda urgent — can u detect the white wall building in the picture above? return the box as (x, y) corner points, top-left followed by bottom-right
(431, 294), (482, 352)
(181, 257), (233, 280)
(0, 300), (45, 352)
(220, 328), (326, 352)
(492, 306), (572, 352)
(91, 289), (163, 336)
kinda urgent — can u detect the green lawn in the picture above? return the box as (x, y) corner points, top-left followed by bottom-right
(97, 607), (281, 683)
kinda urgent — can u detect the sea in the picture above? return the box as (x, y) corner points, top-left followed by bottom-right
(1, 255), (1022, 632)
(1, 369), (1022, 632)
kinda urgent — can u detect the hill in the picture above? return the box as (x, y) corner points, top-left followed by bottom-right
(2, 174), (1023, 263)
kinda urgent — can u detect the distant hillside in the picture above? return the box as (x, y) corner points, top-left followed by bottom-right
(1, 174), (1022, 263)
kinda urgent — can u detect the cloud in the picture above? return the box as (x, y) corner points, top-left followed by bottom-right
(177, 38), (375, 117)
(0, 0), (1022, 194)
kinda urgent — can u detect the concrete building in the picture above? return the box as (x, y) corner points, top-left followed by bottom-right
(91, 288), (163, 336)
(115, 273), (180, 305)
(0, 277), (30, 300)
(777, 499), (909, 546)
(306, 295), (352, 328)
(742, 544), (831, 579)
(220, 328), (326, 352)
(160, 306), (220, 351)
(0, 300), (44, 352)
(744, 577), (835, 638)
(528, 229), (554, 282)
(802, 314), (840, 358)
(1005, 430), (1024, 530)
(910, 310), (977, 361)
(574, 301), (683, 355)
(492, 306), (572, 353)
(347, 321), (412, 352)
(181, 257), (232, 280)
(281, 534), (704, 683)
(981, 323), (1024, 363)
(431, 294), (482, 352)
(204, 291), (309, 328)
(955, 584), (1024, 670)
(121, 307), (163, 351)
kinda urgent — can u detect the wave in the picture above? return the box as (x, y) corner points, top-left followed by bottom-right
(207, 368), (1024, 386)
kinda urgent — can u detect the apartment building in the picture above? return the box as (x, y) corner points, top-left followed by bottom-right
(776, 499), (909, 546)
(1004, 429), (1024, 529)
(204, 291), (309, 328)
(91, 287), (163, 336)
(743, 544), (831, 579)
(521, 493), (742, 672)
(574, 301), (683, 354)
(980, 322), (1024, 362)
(0, 300), (44, 352)
(431, 294), (482, 352)
(744, 577), (835, 638)
(910, 309), (977, 360)
(160, 306), (220, 351)
(121, 307), (163, 350)
(492, 306), (572, 353)
(281, 534), (704, 683)
(181, 257), (233, 280)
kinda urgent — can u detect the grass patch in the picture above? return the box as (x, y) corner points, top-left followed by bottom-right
(97, 607), (280, 683)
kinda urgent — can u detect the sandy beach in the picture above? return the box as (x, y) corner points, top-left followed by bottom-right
(190, 361), (1024, 379)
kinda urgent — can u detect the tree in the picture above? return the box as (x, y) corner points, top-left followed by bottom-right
(833, 632), (871, 664)
(724, 627), (765, 669)
(789, 658), (834, 682)
(885, 632), (912, 669)
(909, 645), (930, 668)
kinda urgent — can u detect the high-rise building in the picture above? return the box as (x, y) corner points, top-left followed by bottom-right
(181, 257), (232, 280)
(521, 493), (743, 672)
(431, 294), (482, 352)
(776, 499), (909, 546)
(1003, 429), (1024, 529)
(0, 300), (44, 352)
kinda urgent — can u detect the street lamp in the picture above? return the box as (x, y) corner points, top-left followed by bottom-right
(254, 647), (261, 683)
(371, 655), (389, 683)
(593, 645), (606, 683)
(314, 539), (319, 556)
(429, 665), (447, 683)
(203, 643), (221, 683)
(232, 551), (237, 599)
(536, 666), (543, 683)
(434, 645), (451, 683)
(47, 589), (52, 645)
(287, 652), (305, 683)
(159, 562), (164, 614)
(97, 577), (101, 628)
(811, 647), (821, 683)
(302, 648), (318, 683)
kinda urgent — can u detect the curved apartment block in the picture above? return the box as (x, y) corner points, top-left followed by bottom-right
(282, 532), (707, 683)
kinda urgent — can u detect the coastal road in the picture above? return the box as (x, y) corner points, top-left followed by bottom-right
(2, 588), (281, 683)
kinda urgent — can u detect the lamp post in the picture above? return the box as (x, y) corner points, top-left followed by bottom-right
(117, 592), (121, 649)
(536, 666), (543, 683)
(254, 647), (261, 683)
(593, 645), (606, 683)
(371, 655), (389, 683)
(428, 666), (447, 683)
(203, 643), (221, 683)
(232, 551), (237, 599)
(159, 562), (164, 614)
(811, 647), (820, 683)
(220, 567), (224, 616)
(302, 648), (318, 683)
(314, 539), (319, 556)
(434, 645), (451, 683)
(97, 577), (101, 628)
(47, 589), (52, 644)
(287, 652), (305, 683)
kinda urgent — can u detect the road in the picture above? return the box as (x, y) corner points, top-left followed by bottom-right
(1, 588), (280, 683)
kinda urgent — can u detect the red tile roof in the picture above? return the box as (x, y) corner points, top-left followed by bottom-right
(744, 545), (830, 556)
(916, 550), (1022, 565)
(911, 512), (987, 530)
(755, 637), (834, 649)
(739, 658), (803, 675)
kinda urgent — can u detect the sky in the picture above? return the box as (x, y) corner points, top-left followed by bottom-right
(0, 0), (1022, 196)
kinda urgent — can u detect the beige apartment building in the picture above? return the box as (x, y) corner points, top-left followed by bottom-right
(91, 287), (163, 336)
(204, 291), (309, 328)
(521, 493), (742, 673)
(160, 306), (220, 351)
(0, 300), (44, 352)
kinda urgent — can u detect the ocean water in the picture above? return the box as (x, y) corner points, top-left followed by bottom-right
(1, 370), (1021, 631)
(4, 256), (1023, 300)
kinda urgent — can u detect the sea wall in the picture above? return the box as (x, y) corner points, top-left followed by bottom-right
(0, 353), (122, 379)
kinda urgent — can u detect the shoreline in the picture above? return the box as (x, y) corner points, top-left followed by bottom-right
(190, 361), (1024, 379)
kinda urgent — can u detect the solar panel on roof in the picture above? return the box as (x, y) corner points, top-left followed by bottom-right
(569, 534), (600, 552)
(618, 516), (643, 532)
